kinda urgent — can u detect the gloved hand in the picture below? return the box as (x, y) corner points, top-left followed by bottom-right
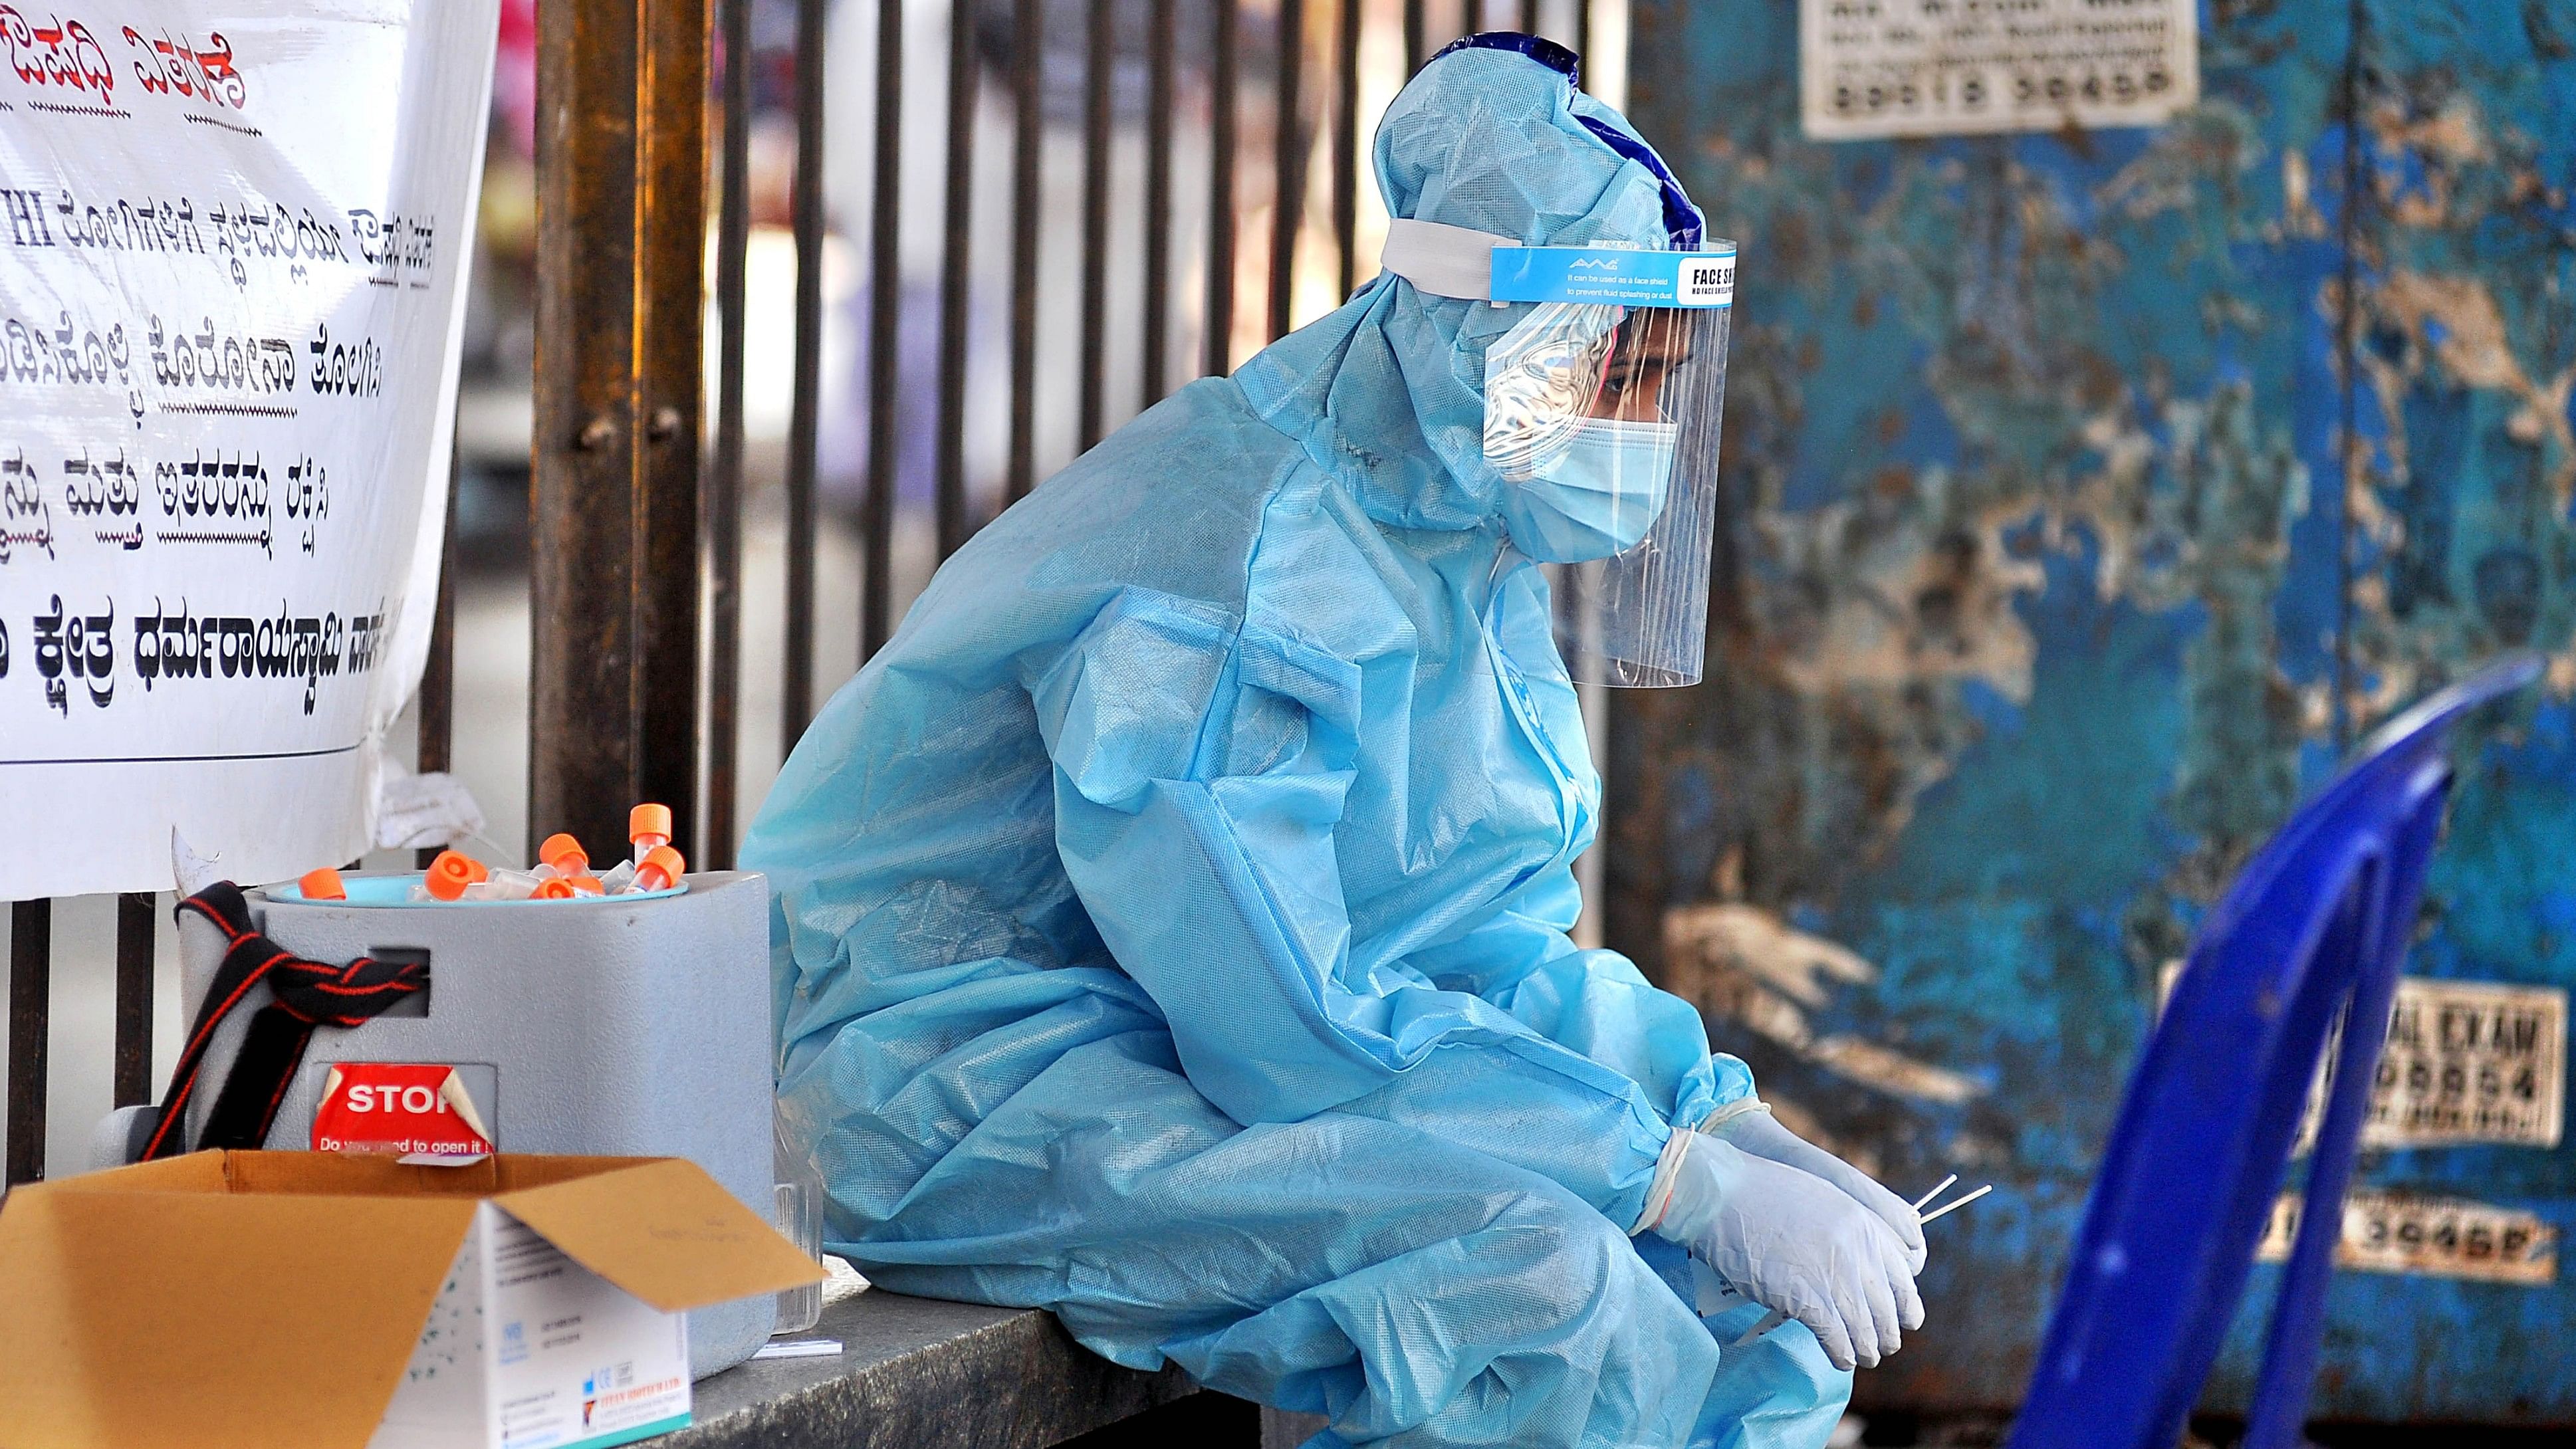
(1706, 1108), (1927, 1273)
(1645, 1133), (1923, 1371)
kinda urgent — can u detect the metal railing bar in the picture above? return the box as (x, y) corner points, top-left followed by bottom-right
(416, 437), (459, 869)
(1140, 0), (1176, 407)
(526, 0), (715, 851)
(859, 0), (901, 664)
(1267, 0), (1304, 342)
(1333, 0), (1358, 300)
(626, 0), (710, 850)
(1404, 0), (1424, 75)
(1574, 0), (1589, 80)
(1204, 0), (1239, 380)
(707, 0), (753, 867)
(114, 892), (154, 1108)
(784, 0), (835, 728)
(936, 0), (978, 557)
(7, 899), (49, 1184)
(1006, 0), (1043, 501)
(1077, 0), (1116, 451)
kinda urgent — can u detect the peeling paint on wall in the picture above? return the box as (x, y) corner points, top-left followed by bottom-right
(1626, 0), (2576, 1421)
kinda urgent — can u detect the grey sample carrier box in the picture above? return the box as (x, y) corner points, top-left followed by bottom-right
(98, 870), (783, 1377)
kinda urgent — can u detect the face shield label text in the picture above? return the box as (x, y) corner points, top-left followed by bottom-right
(1490, 247), (1738, 309)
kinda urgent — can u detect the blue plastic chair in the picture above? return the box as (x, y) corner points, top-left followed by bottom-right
(2008, 653), (2543, 1449)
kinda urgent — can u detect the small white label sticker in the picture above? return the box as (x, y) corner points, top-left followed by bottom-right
(1679, 255), (1736, 308)
(1800, 0), (2200, 141)
(2155, 968), (2567, 1152)
(2369, 979), (2566, 1149)
(2258, 1191), (2557, 1285)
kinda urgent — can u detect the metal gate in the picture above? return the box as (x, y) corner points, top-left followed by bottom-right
(2, 0), (1619, 1184)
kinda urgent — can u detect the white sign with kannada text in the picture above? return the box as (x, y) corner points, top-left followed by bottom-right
(0, 0), (495, 895)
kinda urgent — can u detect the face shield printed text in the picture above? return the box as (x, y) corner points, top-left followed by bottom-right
(1490, 245), (1738, 309)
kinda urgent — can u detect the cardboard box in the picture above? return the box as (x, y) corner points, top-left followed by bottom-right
(170, 870), (784, 1377)
(0, 1152), (826, 1449)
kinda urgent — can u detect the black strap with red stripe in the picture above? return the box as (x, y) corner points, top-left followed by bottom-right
(141, 882), (429, 1160)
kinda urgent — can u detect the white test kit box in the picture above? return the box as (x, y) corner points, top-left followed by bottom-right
(0, 1152), (823, 1449)
(375, 1202), (691, 1449)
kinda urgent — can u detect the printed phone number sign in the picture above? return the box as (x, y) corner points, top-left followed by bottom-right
(2259, 1191), (2557, 1287)
(2365, 978), (2566, 1149)
(2159, 968), (2567, 1152)
(1800, 0), (2200, 141)
(0, 1), (497, 896)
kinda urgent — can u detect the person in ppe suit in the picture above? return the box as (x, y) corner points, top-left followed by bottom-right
(743, 34), (1924, 1449)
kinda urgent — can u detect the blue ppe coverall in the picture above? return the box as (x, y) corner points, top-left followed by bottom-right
(743, 42), (1850, 1449)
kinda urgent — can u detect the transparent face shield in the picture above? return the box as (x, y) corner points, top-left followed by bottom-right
(1383, 220), (1735, 686)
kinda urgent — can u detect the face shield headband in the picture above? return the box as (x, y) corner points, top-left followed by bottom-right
(1379, 219), (1736, 687)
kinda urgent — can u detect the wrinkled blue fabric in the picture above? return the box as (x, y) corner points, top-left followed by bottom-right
(743, 41), (1847, 1449)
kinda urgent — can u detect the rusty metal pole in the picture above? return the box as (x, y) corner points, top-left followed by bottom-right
(530, 0), (709, 859)
(8, 899), (50, 1185)
(416, 443), (460, 870)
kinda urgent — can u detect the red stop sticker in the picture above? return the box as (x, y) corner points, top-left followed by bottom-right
(312, 1063), (495, 1157)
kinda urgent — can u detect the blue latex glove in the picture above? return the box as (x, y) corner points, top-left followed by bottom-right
(1646, 1133), (1923, 1371)
(1708, 1109), (1928, 1273)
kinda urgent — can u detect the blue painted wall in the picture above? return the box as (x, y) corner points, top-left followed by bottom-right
(1618, 0), (2576, 1421)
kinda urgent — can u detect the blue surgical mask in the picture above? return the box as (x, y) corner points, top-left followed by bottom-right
(1499, 417), (1679, 562)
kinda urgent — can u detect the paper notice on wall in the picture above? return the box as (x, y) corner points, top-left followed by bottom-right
(0, 1), (497, 896)
(1800, 0), (2199, 142)
(2158, 966), (2567, 1153)
(2370, 978), (2567, 1149)
(2258, 1191), (2557, 1286)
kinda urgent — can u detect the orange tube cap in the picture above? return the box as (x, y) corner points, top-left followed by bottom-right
(636, 844), (686, 891)
(425, 850), (487, 901)
(629, 803), (673, 844)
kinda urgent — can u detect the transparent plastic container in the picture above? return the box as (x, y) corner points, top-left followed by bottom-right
(772, 1112), (827, 1335)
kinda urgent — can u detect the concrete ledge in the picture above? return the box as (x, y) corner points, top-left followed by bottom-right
(671, 1291), (1203, 1448)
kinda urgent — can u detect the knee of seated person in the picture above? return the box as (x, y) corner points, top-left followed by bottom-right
(1470, 1187), (1708, 1343)
(1444, 1192), (1720, 1442)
